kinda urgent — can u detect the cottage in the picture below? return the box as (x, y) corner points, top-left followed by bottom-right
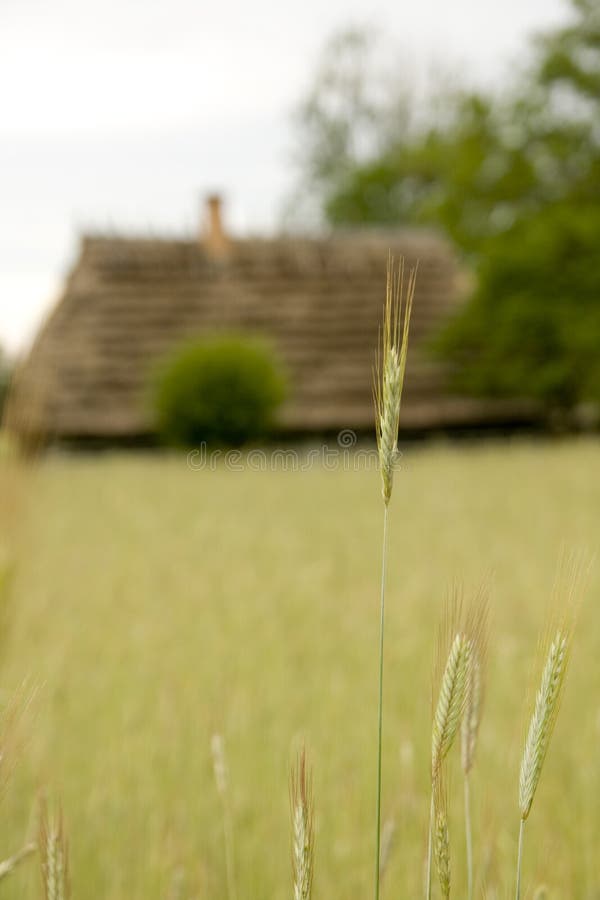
(8, 197), (526, 443)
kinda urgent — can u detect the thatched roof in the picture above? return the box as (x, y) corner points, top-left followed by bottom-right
(9, 223), (529, 441)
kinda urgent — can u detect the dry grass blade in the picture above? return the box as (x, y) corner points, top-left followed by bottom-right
(374, 255), (416, 506)
(0, 842), (36, 881)
(39, 800), (70, 900)
(290, 748), (314, 900)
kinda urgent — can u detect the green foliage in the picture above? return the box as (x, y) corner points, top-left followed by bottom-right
(153, 335), (286, 447)
(436, 200), (600, 408)
(300, 0), (600, 412)
(286, 27), (415, 227)
(327, 94), (533, 255)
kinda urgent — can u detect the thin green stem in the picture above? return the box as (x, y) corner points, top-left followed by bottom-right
(374, 503), (389, 900)
(425, 793), (434, 900)
(464, 774), (473, 900)
(515, 818), (525, 900)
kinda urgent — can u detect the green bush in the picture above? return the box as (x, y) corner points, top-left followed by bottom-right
(153, 335), (286, 447)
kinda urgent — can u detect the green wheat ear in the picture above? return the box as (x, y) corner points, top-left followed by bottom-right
(431, 593), (483, 779)
(519, 553), (587, 823)
(374, 256), (416, 506)
(515, 554), (588, 900)
(431, 630), (470, 778)
(427, 591), (486, 900)
(426, 601), (467, 900)
(515, 627), (571, 900)
(519, 629), (569, 820)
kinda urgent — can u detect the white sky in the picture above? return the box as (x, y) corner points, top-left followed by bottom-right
(0, 0), (569, 356)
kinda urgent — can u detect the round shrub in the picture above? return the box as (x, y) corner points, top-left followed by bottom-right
(153, 335), (286, 447)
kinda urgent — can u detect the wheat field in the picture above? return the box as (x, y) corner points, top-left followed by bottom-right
(0, 438), (598, 898)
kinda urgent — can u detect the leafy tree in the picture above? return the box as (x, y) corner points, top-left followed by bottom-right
(285, 27), (414, 227)
(436, 0), (600, 410)
(326, 93), (539, 255)
(296, 0), (600, 412)
(436, 200), (600, 408)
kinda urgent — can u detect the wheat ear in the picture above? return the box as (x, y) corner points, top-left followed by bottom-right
(426, 594), (474, 900)
(433, 776), (451, 900)
(373, 255), (416, 900)
(374, 256), (416, 507)
(39, 800), (69, 900)
(290, 749), (314, 900)
(431, 632), (471, 779)
(515, 555), (588, 900)
(515, 629), (570, 900)
(427, 631), (470, 900)
(519, 629), (569, 820)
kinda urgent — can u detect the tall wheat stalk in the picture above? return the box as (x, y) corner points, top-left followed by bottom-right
(290, 749), (314, 900)
(426, 626), (469, 900)
(515, 628), (570, 900)
(426, 597), (485, 900)
(515, 558), (586, 900)
(373, 255), (415, 900)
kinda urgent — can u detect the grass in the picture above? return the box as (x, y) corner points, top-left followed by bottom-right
(0, 439), (598, 897)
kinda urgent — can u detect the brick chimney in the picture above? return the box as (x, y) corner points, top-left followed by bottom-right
(203, 193), (230, 259)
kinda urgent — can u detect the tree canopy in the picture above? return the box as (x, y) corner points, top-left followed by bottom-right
(294, 0), (600, 413)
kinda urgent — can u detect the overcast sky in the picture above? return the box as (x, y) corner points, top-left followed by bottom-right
(0, 0), (569, 355)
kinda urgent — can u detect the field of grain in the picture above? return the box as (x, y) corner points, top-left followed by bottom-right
(0, 439), (598, 899)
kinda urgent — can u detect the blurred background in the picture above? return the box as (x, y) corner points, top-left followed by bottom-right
(0, 1), (599, 898)
(1, 0), (599, 438)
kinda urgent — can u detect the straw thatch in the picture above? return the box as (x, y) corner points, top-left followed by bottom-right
(8, 225), (531, 442)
